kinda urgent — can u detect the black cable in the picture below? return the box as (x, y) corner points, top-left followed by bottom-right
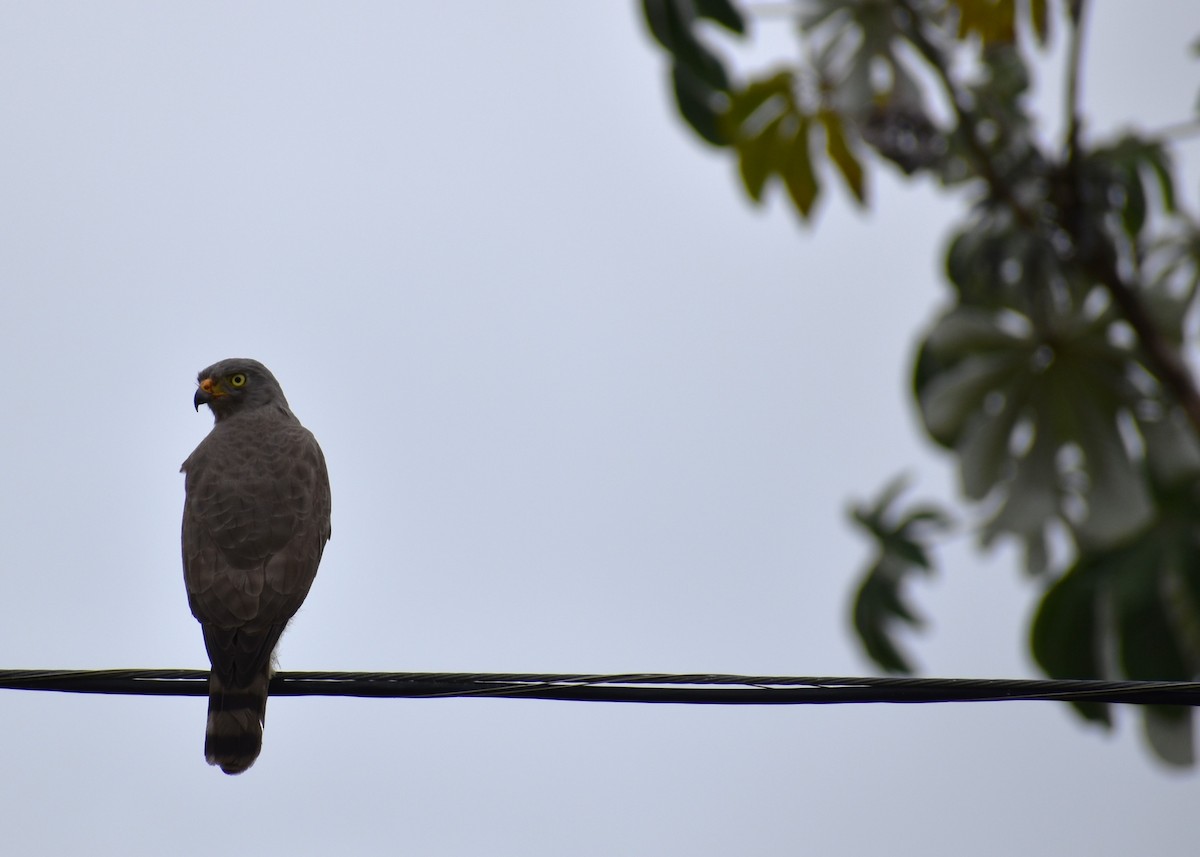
(2, 669), (1200, 706)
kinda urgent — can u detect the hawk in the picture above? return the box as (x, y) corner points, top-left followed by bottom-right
(181, 358), (331, 774)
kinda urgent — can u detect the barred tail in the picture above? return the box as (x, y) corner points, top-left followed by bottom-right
(205, 670), (269, 775)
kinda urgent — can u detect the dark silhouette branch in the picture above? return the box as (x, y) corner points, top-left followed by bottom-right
(1063, 0), (1087, 170)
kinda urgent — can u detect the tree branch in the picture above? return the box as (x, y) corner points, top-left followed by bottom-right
(1062, 0), (1087, 169)
(1081, 244), (1200, 431)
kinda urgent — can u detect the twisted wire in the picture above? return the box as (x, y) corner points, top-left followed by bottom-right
(2, 669), (1199, 706)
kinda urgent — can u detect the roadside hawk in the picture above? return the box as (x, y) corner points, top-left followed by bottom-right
(181, 358), (331, 774)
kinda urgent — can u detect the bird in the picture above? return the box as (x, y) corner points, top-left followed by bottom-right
(181, 358), (331, 774)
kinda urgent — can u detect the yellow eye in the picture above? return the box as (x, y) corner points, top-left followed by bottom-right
(229, 373), (247, 388)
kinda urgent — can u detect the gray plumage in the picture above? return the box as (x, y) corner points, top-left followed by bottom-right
(181, 358), (331, 774)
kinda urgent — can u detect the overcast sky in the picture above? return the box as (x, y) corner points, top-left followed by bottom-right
(1, 3), (1198, 855)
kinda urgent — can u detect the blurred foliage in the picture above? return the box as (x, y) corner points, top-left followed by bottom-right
(642, 0), (1200, 766)
(850, 477), (952, 673)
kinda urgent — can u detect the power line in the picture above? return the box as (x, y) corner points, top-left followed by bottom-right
(2, 669), (1200, 706)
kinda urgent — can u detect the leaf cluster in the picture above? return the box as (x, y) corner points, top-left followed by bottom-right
(643, 0), (1200, 764)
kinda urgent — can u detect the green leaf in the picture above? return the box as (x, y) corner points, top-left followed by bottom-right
(1088, 136), (1179, 239)
(859, 472), (911, 524)
(642, 0), (678, 51)
(853, 559), (921, 673)
(1118, 163), (1148, 239)
(1109, 136), (1177, 213)
(1030, 557), (1111, 726)
(923, 307), (1027, 356)
(1070, 397), (1155, 548)
(672, 63), (728, 146)
(917, 351), (1024, 445)
(1141, 143), (1177, 212)
(944, 228), (992, 304)
(955, 378), (1027, 500)
(674, 30), (731, 92)
(1110, 536), (1195, 765)
(1144, 707), (1194, 768)
(1139, 407), (1200, 488)
(1034, 509), (1200, 764)
(981, 427), (1061, 549)
(645, 0), (745, 147)
(849, 477), (952, 674)
(1112, 540), (1191, 683)
(694, 0), (745, 34)
(644, 0), (735, 98)
(1170, 491), (1200, 647)
(900, 505), (955, 530)
(915, 286), (1159, 558)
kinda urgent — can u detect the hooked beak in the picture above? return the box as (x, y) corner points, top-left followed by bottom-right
(193, 377), (224, 411)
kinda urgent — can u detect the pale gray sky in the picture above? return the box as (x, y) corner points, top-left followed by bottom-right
(0, 3), (1197, 855)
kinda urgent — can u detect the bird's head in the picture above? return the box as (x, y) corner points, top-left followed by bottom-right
(193, 358), (289, 421)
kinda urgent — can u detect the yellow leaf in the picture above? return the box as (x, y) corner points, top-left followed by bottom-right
(780, 116), (820, 219)
(819, 110), (867, 205)
(951, 0), (1016, 45)
(736, 116), (782, 203)
(1027, 0), (1049, 45)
